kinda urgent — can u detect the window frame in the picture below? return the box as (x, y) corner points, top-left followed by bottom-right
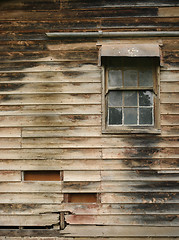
(102, 57), (161, 134)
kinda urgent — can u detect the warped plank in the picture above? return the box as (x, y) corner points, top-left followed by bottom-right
(0, 171), (21, 182)
(0, 202), (178, 215)
(65, 214), (179, 226)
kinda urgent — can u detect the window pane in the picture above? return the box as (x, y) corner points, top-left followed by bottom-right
(139, 108), (153, 125)
(108, 91), (122, 107)
(108, 70), (122, 87)
(109, 107), (122, 125)
(139, 69), (153, 87)
(124, 108), (137, 125)
(124, 70), (138, 87)
(139, 91), (153, 106)
(124, 91), (137, 106)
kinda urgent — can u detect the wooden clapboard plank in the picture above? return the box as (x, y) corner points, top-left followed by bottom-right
(160, 70), (179, 82)
(101, 192), (179, 203)
(0, 149), (101, 160)
(0, 71), (101, 83)
(159, 7), (179, 16)
(101, 170), (179, 181)
(0, 93), (101, 105)
(0, 182), (62, 193)
(0, 62), (99, 73)
(22, 137), (179, 149)
(60, 225), (179, 237)
(0, 105), (101, 116)
(161, 82), (179, 92)
(0, 193), (63, 204)
(0, 115), (101, 127)
(161, 93), (179, 103)
(0, 171), (21, 181)
(161, 115), (179, 126)
(0, 138), (21, 148)
(0, 214), (59, 226)
(22, 126), (102, 137)
(63, 171), (101, 181)
(0, 204), (62, 215)
(62, 181), (100, 193)
(0, 159), (178, 171)
(0, 82), (101, 94)
(101, 181), (179, 192)
(102, 147), (179, 159)
(65, 214), (179, 226)
(161, 104), (179, 114)
(0, 128), (21, 137)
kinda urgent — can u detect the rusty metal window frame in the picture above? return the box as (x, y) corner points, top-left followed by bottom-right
(101, 56), (161, 134)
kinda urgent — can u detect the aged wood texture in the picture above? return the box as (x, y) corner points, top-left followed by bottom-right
(0, 0), (179, 238)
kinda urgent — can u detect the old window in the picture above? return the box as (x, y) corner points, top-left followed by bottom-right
(100, 44), (161, 134)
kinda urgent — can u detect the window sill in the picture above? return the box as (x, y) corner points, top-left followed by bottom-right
(102, 126), (161, 135)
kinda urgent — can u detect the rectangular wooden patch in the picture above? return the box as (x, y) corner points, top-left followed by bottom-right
(24, 171), (61, 181)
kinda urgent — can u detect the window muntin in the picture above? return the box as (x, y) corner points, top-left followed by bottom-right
(103, 57), (160, 133)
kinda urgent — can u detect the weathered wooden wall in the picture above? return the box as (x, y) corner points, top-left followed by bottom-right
(0, 0), (178, 238)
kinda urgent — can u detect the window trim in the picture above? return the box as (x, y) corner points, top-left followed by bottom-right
(102, 59), (161, 135)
